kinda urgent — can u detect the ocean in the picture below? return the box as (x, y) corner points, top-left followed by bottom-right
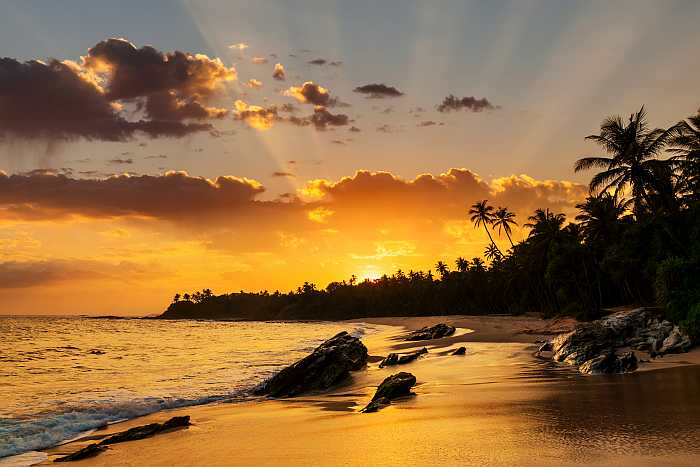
(0, 316), (372, 459)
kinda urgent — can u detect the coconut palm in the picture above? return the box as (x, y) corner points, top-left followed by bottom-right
(435, 261), (449, 279)
(668, 108), (700, 198)
(493, 207), (517, 247)
(574, 106), (674, 214)
(575, 193), (630, 245)
(471, 257), (486, 273)
(455, 257), (469, 273)
(469, 200), (502, 256)
(525, 208), (566, 244)
(484, 244), (502, 262)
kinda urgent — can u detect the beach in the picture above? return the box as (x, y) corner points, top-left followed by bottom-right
(37, 314), (700, 467)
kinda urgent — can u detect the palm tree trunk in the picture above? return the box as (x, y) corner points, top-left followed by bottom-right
(483, 225), (503, 256)
(505, 230), (515, 247)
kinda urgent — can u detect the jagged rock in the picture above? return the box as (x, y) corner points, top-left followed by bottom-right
(579, 351), (638, 375)
(54, 444), (106, 462)
(551, 322), (615, 365)
(659, 326), (692, 354)
(255, 331), (368, 397)
(99, 416), (190, 446)
(537, 341), (551, 353)
(452, 346), (467, 355)
(362, 372), (416, 413)
(405, 323), (455, 341)
(379, 347), (427, 368)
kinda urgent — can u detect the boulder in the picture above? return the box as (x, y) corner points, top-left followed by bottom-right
(579, 351), (638, 375)
(659, 326), (692, 354)
(379, 347), (427, 368)
(405, 323), (455, 341)
(452, 346), (467, 355)
(362, 372), (416, 413)
(255, 331), (368, 397)
(550, 322), (615, 366)
(537, 341), (552, 353)
(54, 444), (106, 462)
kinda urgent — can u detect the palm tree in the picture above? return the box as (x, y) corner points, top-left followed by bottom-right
(484, 244), (502, 262)
(173, 293), (180, 303)
(575, 193), (630, 245)
(471, 257), (485, 273)
(493, 207), (517, 247)
(435, 261), (449, 279)
(455, 257), (469, 273)
(668, 108), (700, 199)
(469, 200), (502, 256)
(574, 106), (674, 214)
(525, 208), (566, 244)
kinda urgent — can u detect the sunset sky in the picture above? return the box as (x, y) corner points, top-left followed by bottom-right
(1, 0), (699, 314)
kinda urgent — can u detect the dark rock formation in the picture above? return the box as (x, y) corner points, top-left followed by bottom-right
(452, 346), (467, 355)
(379, 347), (428, 368)
(578, 351), (638, 375)
(255, 331), (368, 397)
(362, 372), (417, 413)
(545, 308), (692, 375)
(99, 416), (190, 445)
(54, 444), (106, 462)
(405, 323), (455, 341)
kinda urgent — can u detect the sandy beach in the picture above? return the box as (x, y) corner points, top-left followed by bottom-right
(40, 314), (700, 466)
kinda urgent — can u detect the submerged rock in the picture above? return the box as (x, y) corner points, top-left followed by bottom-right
(405, 323), (455, 341)
(54, 444), (106, 462)
(379, 348), (428, 368)
(362, 372), (417, 413)
(452, 346), (467, 355)
(99, 416), (190, 445)
(255, 331), (368, 397)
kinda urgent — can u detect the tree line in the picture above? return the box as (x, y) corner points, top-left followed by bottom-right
(161, 106), (700, 340)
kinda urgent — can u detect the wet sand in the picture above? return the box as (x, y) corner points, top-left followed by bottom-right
(41, 315), (700, 466)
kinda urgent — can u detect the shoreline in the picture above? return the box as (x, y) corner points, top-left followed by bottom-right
(27, 314), (700, 466)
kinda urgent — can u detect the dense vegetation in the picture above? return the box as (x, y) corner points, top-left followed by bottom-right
(161, 107), (700, 340)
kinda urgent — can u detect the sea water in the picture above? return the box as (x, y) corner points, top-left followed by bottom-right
(0, 316), (371, 459)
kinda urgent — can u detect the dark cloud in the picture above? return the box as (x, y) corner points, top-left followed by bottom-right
(307, 58), (342, 66)
(0, 38), (234, 142)
(108, 158), (133, 164)
(305, 107), (350, 130)
(437, 95), (498, 113)
(331, 140), (346, 145)
(353, 83), (404, 98)
(349, 126), (361, 133)
(377, 124), (394, 133)
(417, 121), (443, 127)
(145, 154), (168, 159)
(272, 171), (295, 178)
(284, 82), (339, 107)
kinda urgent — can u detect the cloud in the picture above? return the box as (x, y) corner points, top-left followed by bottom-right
(417, 121), (443, 127)
(272, 63), (286, 81)
(349, 126), (361, 132)
(437, 95), (498, 113)
(233, 100), (280, 130)
(246, 78), (263, 89)
(0, 38), (235, 142)
(284, 81), (337, 107)
(307, 58), (342, 66)
(108, 158), (133, 164)
(272, 171), (295, 178)
(251, 57), (268, 64)
(304, 107), (350, 130)
(353, 83), (404, 98)
(0, 170), (267, 222)
(228, 43), (249, 51)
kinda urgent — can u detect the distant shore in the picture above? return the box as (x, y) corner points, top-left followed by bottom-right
(41, 314), (700, 466)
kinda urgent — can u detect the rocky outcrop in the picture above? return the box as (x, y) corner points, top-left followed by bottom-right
(405, 323), (455, 341)
(379, 348), (427, 368)
(362, 372), (416, 413)
(543, 308), (692, 375)
(452, 346), (467, 355)
(54, 444), (106, 462)
(99, 416), (190, 445)
(54, 416), (190, 462)
(255, 331), (368, 397)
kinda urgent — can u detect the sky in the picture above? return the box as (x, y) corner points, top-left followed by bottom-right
(1, 0), (699, 314)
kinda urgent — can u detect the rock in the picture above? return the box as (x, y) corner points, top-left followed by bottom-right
(362, 372), (417, 413)
(405, 323), (456, 341)
(551, 322), (615, 366)
(54, 444), (106, 462)
(537, 341), (551, 353)
(379, 348), (427, 368)
(579, 351), (638, 375)
(452, 346), (467, 355)
(659, 326), (692, 354)
(255, 331), (368, 397)
(99, 416), (191, 445)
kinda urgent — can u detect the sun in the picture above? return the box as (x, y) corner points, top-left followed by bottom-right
(358, 267), (382, 282)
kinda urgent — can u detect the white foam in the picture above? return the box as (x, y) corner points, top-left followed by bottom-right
(0, 451), (47, 467)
